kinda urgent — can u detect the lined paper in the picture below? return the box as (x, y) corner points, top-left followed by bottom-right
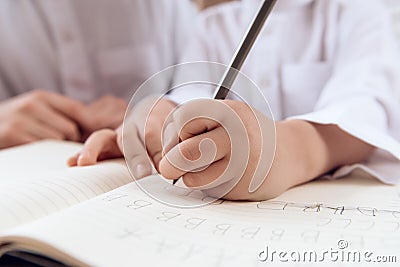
(0, 141), (82, 180)
(0, 141), (132, 231)
(1, 174), (399, 267)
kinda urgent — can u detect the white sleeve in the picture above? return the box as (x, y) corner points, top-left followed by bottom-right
(172, 0), (197, 65)
(288, 1), (400, 184)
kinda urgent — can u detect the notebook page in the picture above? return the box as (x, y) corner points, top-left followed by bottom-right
(0, 141), (82, 180)
(0, 141), (132, 232)
(1, 173), (399, 267)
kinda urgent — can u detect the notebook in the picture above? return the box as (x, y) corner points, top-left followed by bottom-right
(0, 141), (399, 266)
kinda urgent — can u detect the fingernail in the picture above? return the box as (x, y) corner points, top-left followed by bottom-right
(77, 151), (91, 166)
(132, 162), (151, 179)
(77, 153), (84, 166)
(67, 157), (75, 167)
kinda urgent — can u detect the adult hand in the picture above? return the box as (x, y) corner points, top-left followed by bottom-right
(79, 95), (128, 140)
(0, 90), (84, 149)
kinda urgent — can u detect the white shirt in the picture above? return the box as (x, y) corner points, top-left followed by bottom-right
(175, 0), (400, 184)
(0, 0), (195, 102)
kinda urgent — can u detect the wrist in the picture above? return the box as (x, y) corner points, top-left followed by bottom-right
(275, 120), (323, 183)
(277, 119), (374, 181)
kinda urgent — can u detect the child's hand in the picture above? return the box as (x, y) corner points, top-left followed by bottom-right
(159, 99), (278, 200)
(67, 128), (123, 167)
(69, 97), (374, 201)
(68, 96), (177, 179)
(158, 99), (375, 201)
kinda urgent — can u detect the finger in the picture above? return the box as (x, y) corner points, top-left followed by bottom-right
(27, 122), (65, 140)
(14, 114), (65, 140)
(160, 118), (216, 167)
(141, 98), (176, 165)
(143, 114), (163, 164)
(0, 129), (38, 149)
(17, 133), (38, 146)
(67, 153), (80, 167)
(161, 121), (179, 158)
(122, 122), (153, 179)
(89, 95), (127, 109)
(178, 118), (220, 141)
(31, 104), (80, 141)
(171, 100), (221, 141)
(115, 125), (123, 151)
(8, 133), (38, 148)
(76, 129), (122, 166)
(167, 99), (251, 190)
(181, 157), (229, 188)
(41, 91), (86, 124)
(159, 126), (230, 180)
(83, 95), (127, 131)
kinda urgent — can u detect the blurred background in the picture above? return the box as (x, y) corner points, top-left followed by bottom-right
(386, 0), (400, 48)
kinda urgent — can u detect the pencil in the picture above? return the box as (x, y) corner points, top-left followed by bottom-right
(173, 0), (277, 185)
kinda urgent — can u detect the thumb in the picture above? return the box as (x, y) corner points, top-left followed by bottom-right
(121, 122), (153, 179)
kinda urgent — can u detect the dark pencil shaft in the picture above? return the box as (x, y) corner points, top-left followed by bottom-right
(214, 0), (277, 99)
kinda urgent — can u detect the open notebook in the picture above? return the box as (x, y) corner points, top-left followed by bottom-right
(0, 141), (399, 266)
